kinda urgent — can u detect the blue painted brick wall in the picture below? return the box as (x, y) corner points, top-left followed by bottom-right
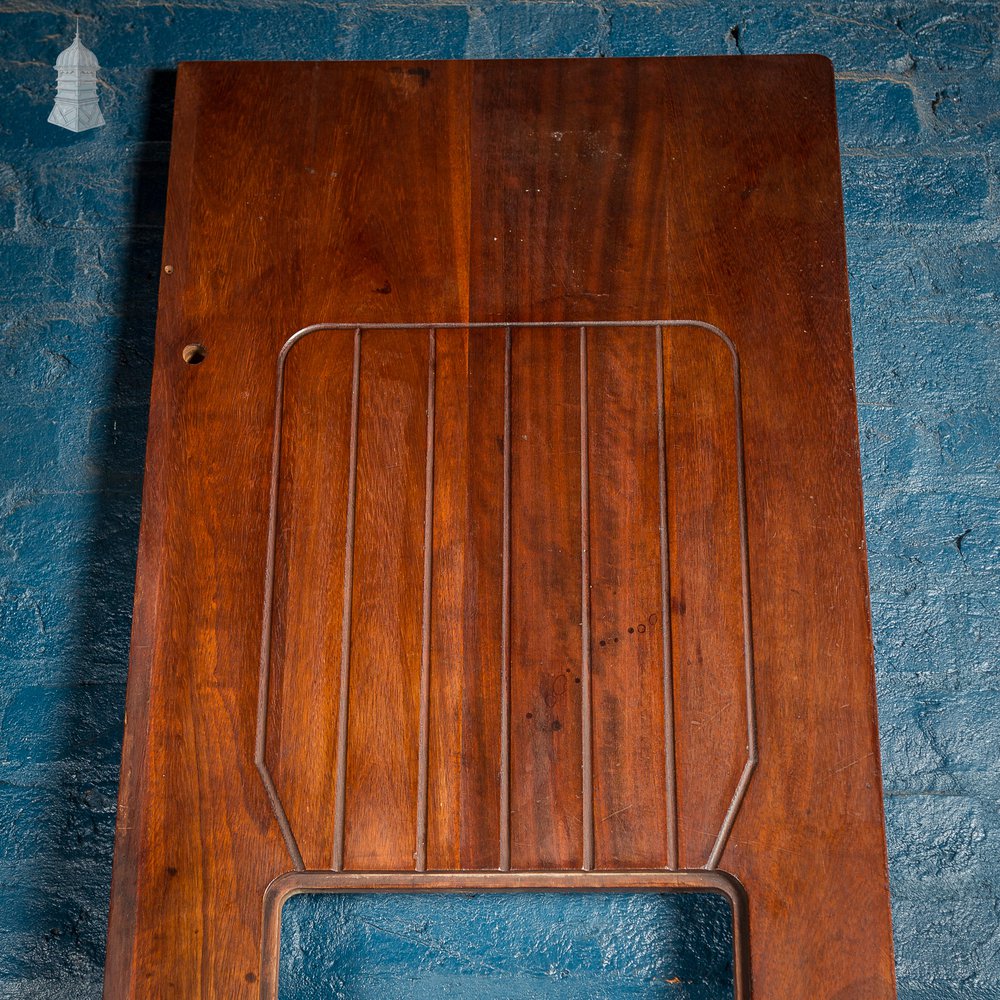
(0, 3), (997, 998)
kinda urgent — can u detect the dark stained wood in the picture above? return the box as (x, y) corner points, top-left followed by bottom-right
(470, 59), (677, 871)
(104, 59), (474, 998)
(586, 326), (670, 869)
(105, 57), (896, 1000)
(266, 330), (355, 871)
(663, 325), (748, 869)
(343, 329), (430, 870)
(427, 327), (505, 871)
(661, 56), (897, 998)
(508, 325), (584, 869)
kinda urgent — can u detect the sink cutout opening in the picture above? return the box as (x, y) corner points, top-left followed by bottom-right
(278, 891), (735, 999)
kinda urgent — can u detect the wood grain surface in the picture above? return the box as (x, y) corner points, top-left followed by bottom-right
(104, 57), (896, 999)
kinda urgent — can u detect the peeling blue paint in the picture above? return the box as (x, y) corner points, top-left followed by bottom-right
(0, 3), (997, 998)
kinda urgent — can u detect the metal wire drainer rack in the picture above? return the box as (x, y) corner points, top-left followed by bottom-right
(254, 321), (757, 1000)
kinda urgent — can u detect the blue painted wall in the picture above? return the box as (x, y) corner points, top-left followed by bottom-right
(279, 892), (734, 998)
(0, 3), (997, 998)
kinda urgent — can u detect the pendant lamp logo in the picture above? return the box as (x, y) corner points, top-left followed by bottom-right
(48, 19), (105, 133)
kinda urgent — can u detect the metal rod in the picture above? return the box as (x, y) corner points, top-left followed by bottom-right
(500, 326), (512, 872)
(705, 345), (758, 871)
(656, 325), (679, 871)
(257, 320), (757, 878)
(286, 320), (756, 332)
(579, 326), (595, 872)
(253, 333), (306, 872)
(415, 330), (437, 872)
(332, 327), (362, 872)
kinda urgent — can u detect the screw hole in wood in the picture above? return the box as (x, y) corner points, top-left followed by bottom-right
(182, 343), (206, 365)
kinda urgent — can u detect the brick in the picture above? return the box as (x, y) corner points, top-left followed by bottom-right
(954, 241), (1000, 313)
(98, 6), (351, 63)
(738, 4), (918, 69)
(873, 641), (998, 701)
(68, 232), (164, 315)
(859, 400), (1000, 506)
(869, 594), (962, 674)
(0, 62), (65, 156)
(0, 882), (109, 985)
(0, 489), (140, 665)
(917, 688), (1000, 793)
(848, 232), (1000, 326)
(0, 12), (68, 65)
(896, 987), (1000, 1000)
(0, 315), (124, 406)
(877, 669), (1000, 797)
(0, 164), (17, 229)
(280, 891), (734, 994)
(957, 602), (1000, 672)
(0, 682), (124, 769)
(0, 492), (140, 601)
(0, 406), (65, 489)
(841, 152), (990, 225)
(84, 404), (150, 489)
(927, 81), (1000, 143)
(29, 157), (168, 231)
(854, 317), (1000, 406)
(739, 1), (996, 74)
(865, 489), (1000, 601)
(0, 782), (117, 870)
(346, 6), (470, 59)
(0, 240), (76, 303)
(930, 406), (1000, 479)
(606, 5), (735, 57)
(469, 2), (602, 58)
(894, 2), (998, 72)
(893, 894), (1000, 987)
(836, 79), (922, 147)
(885, 792), (997, 885)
